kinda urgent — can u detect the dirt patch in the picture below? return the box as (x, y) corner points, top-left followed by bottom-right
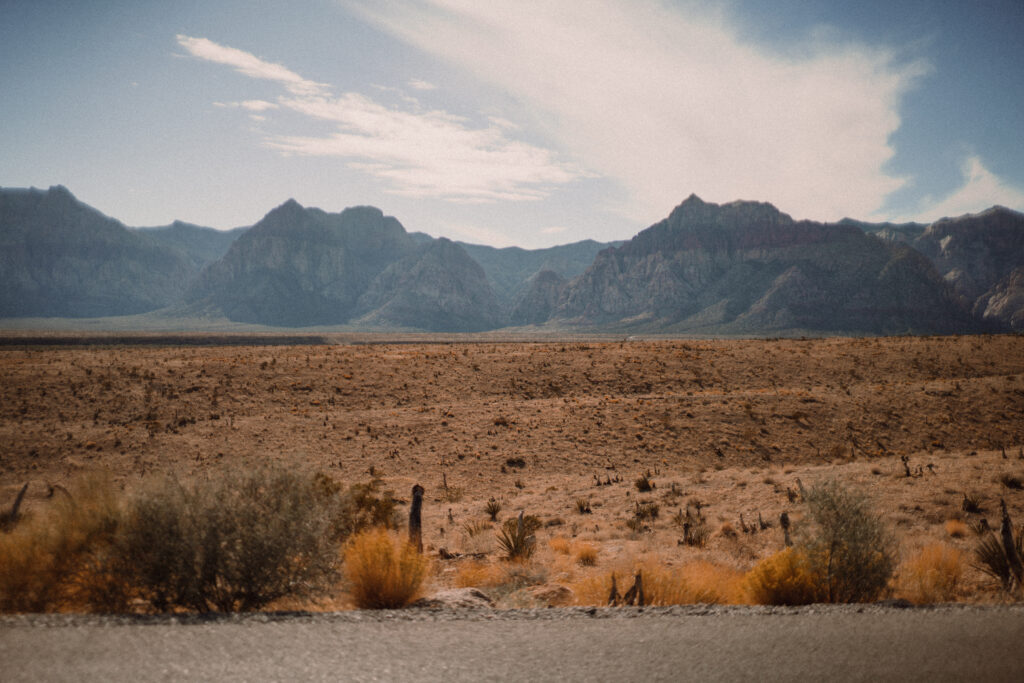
(2, 334), (1023, 604)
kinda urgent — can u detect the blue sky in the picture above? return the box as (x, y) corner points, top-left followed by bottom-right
(2, 1), (1022, 248)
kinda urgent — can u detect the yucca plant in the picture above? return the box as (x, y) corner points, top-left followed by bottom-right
(973, 500), (1024, 593)
(497, 512), (537, 561)
(484, 498), (502, 522)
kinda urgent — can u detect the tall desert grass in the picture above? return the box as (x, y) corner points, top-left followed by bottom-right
(569, 557), (743, 606)
(0, 477), (122, 613)
(345, 529), (428, 609)
(743, 547), (826, 606)
(898, 543), (964, 604)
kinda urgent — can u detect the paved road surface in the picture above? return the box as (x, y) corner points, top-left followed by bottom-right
(2, 605), (1022, 682)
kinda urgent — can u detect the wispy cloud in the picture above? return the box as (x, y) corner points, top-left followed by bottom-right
(899, 156), (1024, 222)
(176, 34), (584, 202)
(407, 78), (436, 91)
(177, 35), (327, 96)
(345, 0), (929, 221)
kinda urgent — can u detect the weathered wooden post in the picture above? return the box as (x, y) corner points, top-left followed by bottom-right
(622, 570), (644, 606)
(1, 482), (28, 532)
(780, 511), (792, 547)
(607, 573), (620, 606)
(409, 484), (424, 553)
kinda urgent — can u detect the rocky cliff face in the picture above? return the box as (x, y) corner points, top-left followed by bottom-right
(354, 238), (501, 332)
(185, 200), (418, 326)
(136, 221), (246, 271)
(553, 195), (984, 335)
(0, 186), (196, 317)
(909, 207), (1024, 330)
(186, 202), (502, 330)
(458, 239), (616, 306)
(509, 270), (567, 326)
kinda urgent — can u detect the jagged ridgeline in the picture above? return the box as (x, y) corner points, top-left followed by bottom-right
(1, 185), (1021, 334)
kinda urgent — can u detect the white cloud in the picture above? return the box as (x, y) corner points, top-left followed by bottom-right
(345, 0), (928, 221)
(407, 78), (436, 90)
(177, 35), (328, 96)
(213, 99), (279, 112)
(177, 35), (584, 202)
(541, 225), (568, 235)
(898, 156), (1024, 222)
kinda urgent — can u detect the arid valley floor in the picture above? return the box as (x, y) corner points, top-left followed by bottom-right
(2, 334), (1023, 607)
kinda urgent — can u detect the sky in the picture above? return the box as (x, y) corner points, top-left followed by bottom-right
(2, 0), (1023, 249)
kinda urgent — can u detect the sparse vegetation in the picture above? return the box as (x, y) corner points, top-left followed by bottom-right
(972, 501), (1023, 594)
(744, 548), (825, 606)
(574, 542), (599, 566)
(497, 513), (539, 560)
(484, 497), (502, 522)
(3, 337), (1024, 611)
(944, 519), (969, 538)
(0, 477), (122, 613)
(115, 466), (339, 613)
(899, 544), (964, 604)
(635, 471), (654, 492)
(344, 528), (428, 609)
(796, 480), (897, 603)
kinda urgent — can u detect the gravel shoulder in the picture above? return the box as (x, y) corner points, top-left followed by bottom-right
(3, 605), (1023, 682)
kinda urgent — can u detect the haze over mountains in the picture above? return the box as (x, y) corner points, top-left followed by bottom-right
(2, 185), (1022, 335)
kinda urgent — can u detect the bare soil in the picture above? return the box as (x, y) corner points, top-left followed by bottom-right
(2, 334), (1023, 604)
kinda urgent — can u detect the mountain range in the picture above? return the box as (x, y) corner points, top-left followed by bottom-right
(1, 184), (1021, 335)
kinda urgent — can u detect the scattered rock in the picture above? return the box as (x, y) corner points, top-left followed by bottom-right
(412, 588), (494, 610)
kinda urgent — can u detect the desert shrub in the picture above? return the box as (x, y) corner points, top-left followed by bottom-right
(459, 520), (493, 554)
(320, 476), (400, 542)
(797, 480), (896, 603)
(574, 542), (599, 567)
(345, 528), (428, 609)
(116, 466), (338, 613)
(678, 561), (745, 604)
(634, 500), (659, 521)
(455, 559), (504, 588)
(0, 478), (122, 613)
(497, 514), (539, 560)
(998, 473), (1023, 490)
(899, 544), (964, 604)
(744, 548), (826, 606)
(961, 492), (983, 513)
(484, 498), (502, 522)
(944, 519), (969, 539)
(674, 506), (710, 548)
(575, 498), (592, 514)
(630, 560), (742, 606)
(548, 536), (571, 555)
(973, 523), (1023, 592)
(635, 472), (654, 492)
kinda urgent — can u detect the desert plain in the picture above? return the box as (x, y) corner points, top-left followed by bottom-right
(2, 333), (1023, 607)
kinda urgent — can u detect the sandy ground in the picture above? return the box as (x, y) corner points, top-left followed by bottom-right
(2, 334), (1023, 605)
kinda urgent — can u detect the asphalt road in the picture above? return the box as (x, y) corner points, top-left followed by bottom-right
(2, 605), (1023, 682)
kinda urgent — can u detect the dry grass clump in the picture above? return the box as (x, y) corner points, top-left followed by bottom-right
(743, 548), (826, 606)
(345, 529), (428, 609)
(0, 477), (122, 613)
(898, 543), (964, 604)
(570, 557), (742, 606)
(548, 536), (571, 555)
(455, 559), (506, 588)
(944, 519), (969, 539)
(574, 542), (599, 567)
